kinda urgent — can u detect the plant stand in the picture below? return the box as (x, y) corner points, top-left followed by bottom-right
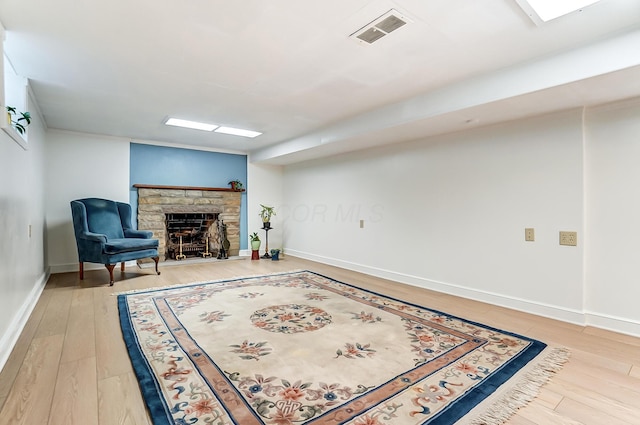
(251, 250), (260, 260)
(262, 226), (272, 259)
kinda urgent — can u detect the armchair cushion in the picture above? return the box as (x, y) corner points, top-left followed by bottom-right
(104, 238), (159, 255)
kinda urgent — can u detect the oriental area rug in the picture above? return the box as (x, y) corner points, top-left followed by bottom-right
(118, 270), (569, 425)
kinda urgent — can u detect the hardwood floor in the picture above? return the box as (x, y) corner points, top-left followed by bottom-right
(0, 256), (638, 424)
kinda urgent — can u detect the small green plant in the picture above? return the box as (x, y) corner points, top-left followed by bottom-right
(259, 204), (276, 222)
(6, 106), (31, 134)
(228, 180), (243, 190)
(250, 231), (261, 253)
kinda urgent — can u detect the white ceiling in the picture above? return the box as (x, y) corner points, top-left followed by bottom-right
(1, 0), (639, 164)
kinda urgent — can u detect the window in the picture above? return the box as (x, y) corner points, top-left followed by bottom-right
(1, 21), (30, 149)
(516, 0), (602, 24)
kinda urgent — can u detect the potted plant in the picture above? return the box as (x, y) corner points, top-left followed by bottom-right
(228, 180), (244, 191)
(259, 204), (276, 228)
(250, 232), (261, 260)
(249, 232), (261, 249)
(6, 106), (31, 135)
(270, 248), (280, 261)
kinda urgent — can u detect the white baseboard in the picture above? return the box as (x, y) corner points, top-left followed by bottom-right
(285, 249), (616, 333)
(585, 312), (640, 337)
(0, 269), (49, 372)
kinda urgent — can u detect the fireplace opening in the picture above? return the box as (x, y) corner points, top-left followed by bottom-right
(165, 213), (218, 260)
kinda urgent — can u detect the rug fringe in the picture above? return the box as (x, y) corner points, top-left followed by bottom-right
(467, 347), (571, 425)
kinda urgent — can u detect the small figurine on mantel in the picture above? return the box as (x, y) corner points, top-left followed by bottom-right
(228, 180), (244, 191)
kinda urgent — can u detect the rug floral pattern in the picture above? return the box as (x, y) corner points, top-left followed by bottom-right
(118, 271), (547, 425)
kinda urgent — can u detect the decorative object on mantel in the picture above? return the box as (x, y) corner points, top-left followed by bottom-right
(6, 105), (31, 134)
(228, 179), (244, 191)
(250, 232), (261, 260)
(259, 204), (275, 229)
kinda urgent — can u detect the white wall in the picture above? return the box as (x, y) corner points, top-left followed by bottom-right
(284, 110), (589, 326)
(584, 98), (640, 335)
(0, 92), (47, 370)
(45, 130), (131, 272)
(247, 162), (284, 254)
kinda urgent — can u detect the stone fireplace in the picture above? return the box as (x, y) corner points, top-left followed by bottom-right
(134, 185), (242, 261)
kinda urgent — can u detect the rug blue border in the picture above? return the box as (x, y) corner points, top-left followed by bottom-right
(118, 295), (174, 425)
(428, 341), (544, 424)
(119, 270), (547, 425)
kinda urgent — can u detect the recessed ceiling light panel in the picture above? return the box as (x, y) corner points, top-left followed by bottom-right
(215, 126), (262, 138)
(165, 118), (218, 132)
(164, 118), (262, 138)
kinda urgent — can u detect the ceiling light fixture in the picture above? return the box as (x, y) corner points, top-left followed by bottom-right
(516, 0), (601, 23)
(214, 126), (262, 138)
(165, 118), (218, 132)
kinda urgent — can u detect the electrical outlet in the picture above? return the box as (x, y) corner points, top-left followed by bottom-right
(525, 228), (534, 241)
(559, 231), (577, 246)
(359, 219), (364, 228)
(28, 224), (32, 238)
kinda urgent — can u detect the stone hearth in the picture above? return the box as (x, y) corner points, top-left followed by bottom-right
(134, 185), (242, 261)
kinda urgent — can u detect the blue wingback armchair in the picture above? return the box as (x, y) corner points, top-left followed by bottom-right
(70, 198), (160, 285)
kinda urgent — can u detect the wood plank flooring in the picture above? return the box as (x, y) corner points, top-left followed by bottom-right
(0, 256), (638, 424)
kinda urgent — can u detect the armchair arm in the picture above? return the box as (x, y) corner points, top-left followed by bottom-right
(124, 229), (153, 239)
(80, 231), (108, 244)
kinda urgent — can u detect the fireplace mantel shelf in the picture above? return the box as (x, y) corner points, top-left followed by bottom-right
(133, 184), (244, 192)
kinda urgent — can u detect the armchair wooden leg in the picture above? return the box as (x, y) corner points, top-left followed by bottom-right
(105, 264), (116, 286)
(121, 262), (126, 272)
(79, 262), (84, 280)
(153, 256), (161, 276)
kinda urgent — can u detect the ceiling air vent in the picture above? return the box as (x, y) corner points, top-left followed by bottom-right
(350, 9), (410, 45)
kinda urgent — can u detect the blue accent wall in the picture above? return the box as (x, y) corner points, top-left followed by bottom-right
(130, 143), (247, 249)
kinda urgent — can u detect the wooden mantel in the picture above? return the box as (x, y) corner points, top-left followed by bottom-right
(133, 184), (244, 192)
